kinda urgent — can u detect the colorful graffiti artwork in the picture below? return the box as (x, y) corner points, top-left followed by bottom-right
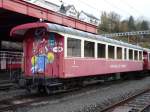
(31, 32), (58, 74)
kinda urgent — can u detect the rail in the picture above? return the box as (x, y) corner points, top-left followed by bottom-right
(101, 88), (150, 112)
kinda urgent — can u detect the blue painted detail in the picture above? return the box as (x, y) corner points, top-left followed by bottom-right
(49, 33), (55, 48)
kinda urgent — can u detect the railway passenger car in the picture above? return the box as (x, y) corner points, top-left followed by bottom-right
(143, 48), (150, 70)
(10, 22), (146, 93)
(0, 50), (22, 82)
(0, 40), (23, 82)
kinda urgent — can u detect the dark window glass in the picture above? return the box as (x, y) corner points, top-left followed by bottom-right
(129, 49), (133, 60)
(139, 51), (142, 60)
(67, 38), (81, 57)
(117, 47), (122, 59)
(124, 48), (127, 60)
(134, 50), (138, 60)
(84, 41), (95, 57)
(97, 43), (105, 58)
(108, 45), (114, 59)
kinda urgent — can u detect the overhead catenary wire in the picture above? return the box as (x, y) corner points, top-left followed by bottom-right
(103, 0), (133, 16)
(47, 0), (148, 20)
(119, 0), (144, 17)
(76, 0), (132, 17)
(77, 0), (147, 19)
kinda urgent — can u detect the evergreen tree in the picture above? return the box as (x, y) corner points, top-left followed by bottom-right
(98, 12), (150, 34)
(140, 20), (149, 30)
(128, 16), (136, 31)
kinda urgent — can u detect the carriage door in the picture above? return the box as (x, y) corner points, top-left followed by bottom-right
(25, 31), (64, 78)
(143, 51), (148, 70)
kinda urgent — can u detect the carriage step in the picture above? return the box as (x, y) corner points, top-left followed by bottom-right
(47, 82), (62, 87)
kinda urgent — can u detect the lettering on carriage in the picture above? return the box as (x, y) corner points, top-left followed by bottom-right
(72, 60), (79, 68)
(53, 46), (63, 53)
(72, 65), (79, 68)
(110, 64), (127, 68)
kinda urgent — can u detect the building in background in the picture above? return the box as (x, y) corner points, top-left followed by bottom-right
(79, 11), (100, 26)
(59, 4), (78, 18)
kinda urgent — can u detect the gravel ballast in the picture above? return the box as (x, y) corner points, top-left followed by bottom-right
(16, 76), (150, 112)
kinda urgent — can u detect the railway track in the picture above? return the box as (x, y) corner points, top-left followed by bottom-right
(0, 94), (44, 112)
(0, 78), (149, 112)
(0, 80), (15, 90)
(101, 88), (150, 112)
(0, 86), (81, 112)
(0, 80), (121, 112)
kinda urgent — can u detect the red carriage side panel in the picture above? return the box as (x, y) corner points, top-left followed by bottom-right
(63, 58), (143, 78)
(24, 30), (64, 78)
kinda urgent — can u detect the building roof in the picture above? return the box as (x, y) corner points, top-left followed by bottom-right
(80, 11), (99, 20)
(44, 0), (60, 8)
(59, 4), (77, 14)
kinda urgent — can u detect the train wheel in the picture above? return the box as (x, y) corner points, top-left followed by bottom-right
(26, 85), (38, 94)
(38, 86), (46, 94)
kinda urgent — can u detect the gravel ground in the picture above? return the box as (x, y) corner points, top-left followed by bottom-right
(0, 79), (27, 100)
(0, 88), (27, 101)
(15, 76), (150, 112)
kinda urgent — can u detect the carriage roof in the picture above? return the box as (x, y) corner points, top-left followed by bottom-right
(11, 22), (143, 50)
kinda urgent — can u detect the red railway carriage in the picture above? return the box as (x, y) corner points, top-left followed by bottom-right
(11, 23), (64, 79)
(0, 50), (22, 81)
(0, 51), (22, 70)
(143, 48), (150, 70)
(10, 22), (144, 93)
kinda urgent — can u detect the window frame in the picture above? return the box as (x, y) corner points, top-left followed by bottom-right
(129, 49), (133, 60)
(134, 50), (138, 61)
(97, 42), (106, 59)
(116, 46), (123, 60)
(124, 48), (127, 60)
(66, 37), (82, 57)
(139, 50), (143, 61)
(108, 45), (115, 59)
(64, 34), (143, 62)
(84, 40), (95, 58)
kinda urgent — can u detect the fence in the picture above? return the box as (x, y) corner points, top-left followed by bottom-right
(0, 50), (23, 81)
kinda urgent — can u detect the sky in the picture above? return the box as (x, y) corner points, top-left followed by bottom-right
(46, 0), (150, 20)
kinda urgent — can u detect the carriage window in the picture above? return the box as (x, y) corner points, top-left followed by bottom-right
(117, 47), (122, 59)
(67, 38), (81, 57)
(129, 49), (133, 60)
(97, 43), (105, 58)
(124, 48), (127, 60)
(84, 41), (95, 57)
(108, 45), (114, 59)
(134, 50), (138, 60)
(139, 51), (142, 60)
